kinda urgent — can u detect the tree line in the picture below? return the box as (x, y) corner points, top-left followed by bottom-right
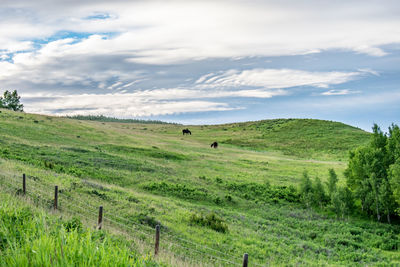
(300, 123), (400, 223)
(67, 115), (176, 124)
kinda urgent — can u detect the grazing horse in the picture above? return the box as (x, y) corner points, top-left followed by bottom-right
(182, 128), (191, 135)
(211, 141), (218, 148)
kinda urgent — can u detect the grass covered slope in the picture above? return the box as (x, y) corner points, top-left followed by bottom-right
(0, 109), (360, 187)
(0, 190), (155, 266)
(189, 119), (370, 160)
(2, 109), (399, 266)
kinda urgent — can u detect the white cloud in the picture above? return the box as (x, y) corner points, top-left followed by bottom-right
(1, 1), (400, 64)
(0, 0), (396, 121)
(353, 46), (387, 57)
(19, 65), (364, 117)
(23, 92), (237, 117)
(0, 55), (9, 60)
(107, 81), (123, 90)
(196, 69), (363, 90)
(357, 68), (380, 76)
(321, 89), (361, 96)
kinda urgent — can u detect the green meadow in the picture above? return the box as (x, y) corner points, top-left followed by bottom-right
(1, 108), (399, 266)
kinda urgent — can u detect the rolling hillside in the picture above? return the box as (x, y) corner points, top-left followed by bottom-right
(1, 109), (399, 266)
(216, 119), (370, 159)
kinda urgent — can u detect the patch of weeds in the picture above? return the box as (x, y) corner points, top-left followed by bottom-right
(215, 177), (223, 184)
(143, 182), (208, 201)
(189, 212), (228, 233)
(223, 181), (299, 203)
(134, 212), (160, 228)
(225, 195), (233, 202)
(63, 217), (83, 232)
(214, 196), (222, 205)
(126, 195), (140, 203)
(43, 161), (54, 169)
(88, 189), (109, 200)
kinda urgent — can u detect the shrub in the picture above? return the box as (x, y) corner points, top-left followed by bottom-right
(225, 195), (233, 202)
(63, 217), (83, 232)
(126, 195), (140, 203)
(135, 212), (160, 228)
(189, 212), (228, 233)
(89, 189), (109, 200)
(214, 196), (222, 205)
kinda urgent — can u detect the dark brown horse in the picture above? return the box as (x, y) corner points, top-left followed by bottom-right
(211, 141), (218, 148)
(182, 128), (191, 135)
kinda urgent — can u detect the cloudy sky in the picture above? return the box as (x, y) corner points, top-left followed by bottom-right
(1, 0), (399, 130)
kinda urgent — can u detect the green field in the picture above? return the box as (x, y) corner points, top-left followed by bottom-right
(1, 108), (399, 266)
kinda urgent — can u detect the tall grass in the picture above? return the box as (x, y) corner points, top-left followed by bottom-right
(0, 191), (157, 267)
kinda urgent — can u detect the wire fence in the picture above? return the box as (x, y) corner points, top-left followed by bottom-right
(0, 172), (264, 267)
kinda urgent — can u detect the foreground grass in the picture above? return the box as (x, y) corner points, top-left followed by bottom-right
(0, 190), (156, 267)
(1, 162), (400, 266)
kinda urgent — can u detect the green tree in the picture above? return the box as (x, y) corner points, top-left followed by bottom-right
(346, 123), (398, 222)
(326, 168), (338, 198)
(345, 146), (373, 213)
(300, 171), (313, 208)
(332, 186), (354, 219)
(390, 162), (400, 209)
(0, 90), (23, 111)
(313, 177), (327, 208)
(379, 178), (395, 223)
(387, 124), (400, 163)
(388, 125), (400, 216)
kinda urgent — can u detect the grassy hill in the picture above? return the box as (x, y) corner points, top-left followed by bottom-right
(217, 119), (370, 159)
(1, 109), (399, 266)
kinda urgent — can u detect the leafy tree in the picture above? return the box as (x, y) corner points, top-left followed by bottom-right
(388, 125), (400, 215)
(379, 178), (395, 223)
(387, 124), (400, 163)
(326, 168), (338, 198)
(345, 146), (373, 213)
(332, 186), (354, 219)
(313, 177), (327, 208)
(346, 123), (398, 222)
(0, 90), (23, 111)
(300, 171), (313, 208)
(390, 162), (400, 210)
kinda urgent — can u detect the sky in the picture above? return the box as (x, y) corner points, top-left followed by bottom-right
(0, 0), (399, 131)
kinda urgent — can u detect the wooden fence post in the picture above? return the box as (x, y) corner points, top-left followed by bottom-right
(98, 206), (103, 230)
(154, 224), (160, 255)
(22, 174), (26, 195)
(54, 185), (58, 210)
(243, 253), (248, 267)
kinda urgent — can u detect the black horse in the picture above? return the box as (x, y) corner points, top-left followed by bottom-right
(182, 128), (191, 135)
(211, 141), (218, 148)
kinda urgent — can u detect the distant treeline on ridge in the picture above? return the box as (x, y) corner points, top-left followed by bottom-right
(67, 115), (178, 125)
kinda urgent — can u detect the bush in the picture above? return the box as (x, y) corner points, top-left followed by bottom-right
(214, 196), (222, 205)
(63, 217), (83, 232)
(135, 212), (160, 228)
(189, 212), (228, 233)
